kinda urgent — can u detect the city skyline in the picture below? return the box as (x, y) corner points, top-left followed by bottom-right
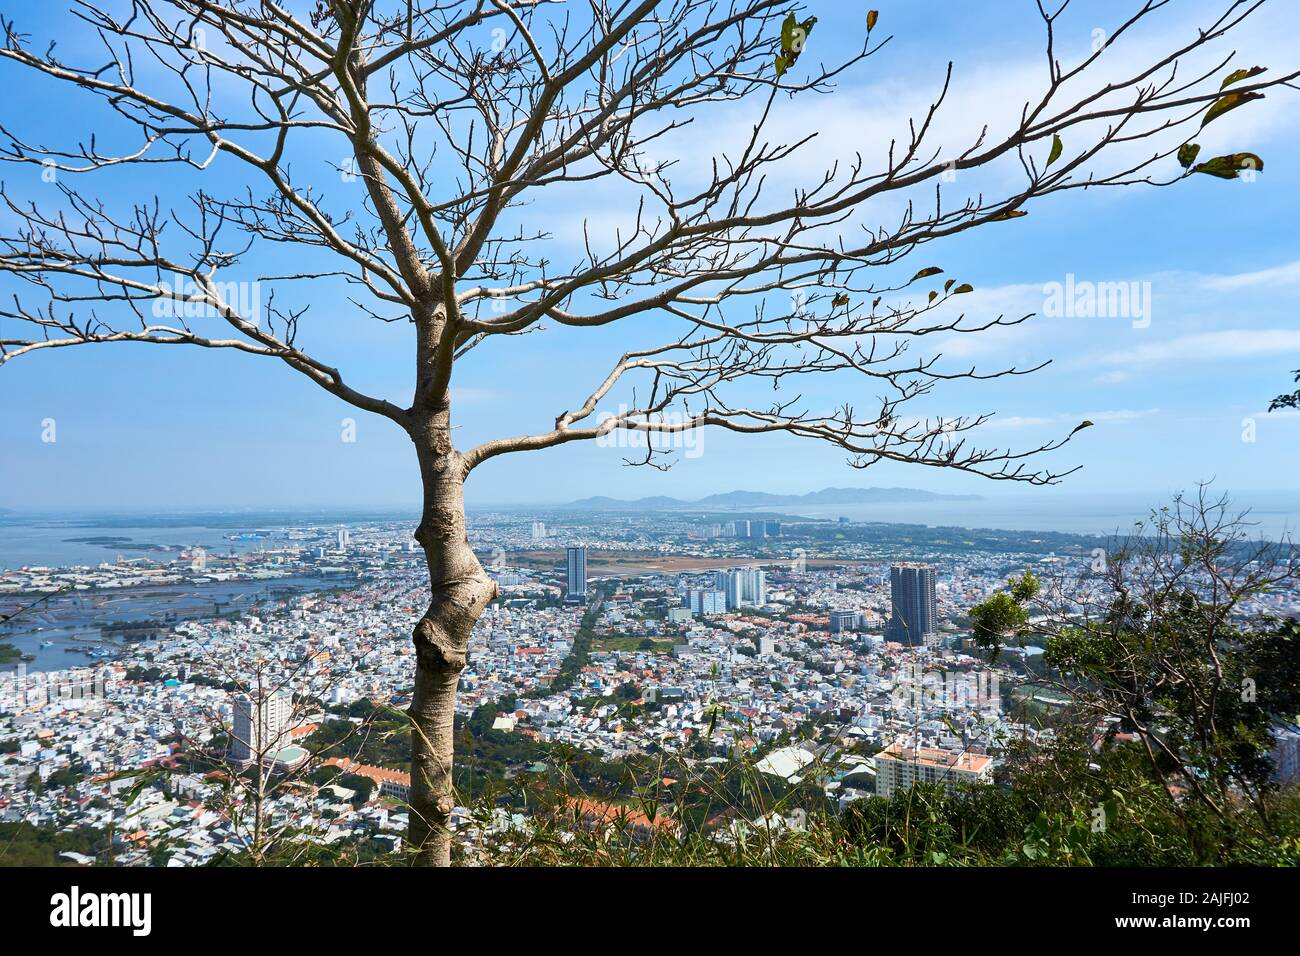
(5, 494), (1295, 871)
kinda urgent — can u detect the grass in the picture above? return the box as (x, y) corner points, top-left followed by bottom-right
(590, 634), (675, 654)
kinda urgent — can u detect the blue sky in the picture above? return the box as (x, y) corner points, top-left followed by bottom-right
(0, 0), (1298, 512)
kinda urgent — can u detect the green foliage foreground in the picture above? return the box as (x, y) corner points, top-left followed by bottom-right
(441, 735), (1300, 867)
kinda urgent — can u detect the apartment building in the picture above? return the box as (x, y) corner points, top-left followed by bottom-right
(873, 741), (994, 798)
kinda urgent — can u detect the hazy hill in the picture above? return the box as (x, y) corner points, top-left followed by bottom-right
(564, 487), (980, 511)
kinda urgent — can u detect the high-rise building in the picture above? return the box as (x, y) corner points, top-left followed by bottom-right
(531, 520), (547, 541)
(231, 690), (293, 765)
(886, 563), (938, 646)
(830, 610), (857, 634)
(337, 526), (350, 550)
(723, 568), (767, 609)
(566, 546), (587, 603)
(687, 589), (727, 616)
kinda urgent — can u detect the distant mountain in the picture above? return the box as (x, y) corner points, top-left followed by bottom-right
(563, 487), (981, 511)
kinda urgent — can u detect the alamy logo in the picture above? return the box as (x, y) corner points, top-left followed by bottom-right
(1042, 273), (1152, 328)
(49, 886), (152, 936)
(152, 271), (262, 323)
(889, 664), (999, 711)
(594, 404), (704, 459)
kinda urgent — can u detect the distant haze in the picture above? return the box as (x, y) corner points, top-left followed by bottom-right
(560, 486), (981, 510)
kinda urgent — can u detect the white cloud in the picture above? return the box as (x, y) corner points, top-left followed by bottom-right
(897, 258), (1300, 375)
(651, 2), (1300, 212)
(1200, 259), (1300, 292)
(1089, 408), (1162, 424)
(527, 2), (1300, 263)
(1095, 369), (1134, 386)
(1257, 407), (1300, 420)
(1087, 330), (1300, 368)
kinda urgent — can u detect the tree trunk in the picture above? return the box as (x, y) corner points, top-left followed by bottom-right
(406, 413), (496, 866)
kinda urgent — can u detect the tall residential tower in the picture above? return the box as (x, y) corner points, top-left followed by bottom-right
(566, 546), (588, 603)
(885, 563), (938, 646)
(722, 567), (767, 609)
(231, 690), (293, 765)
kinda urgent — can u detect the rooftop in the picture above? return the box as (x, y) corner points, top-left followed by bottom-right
(877, 742), (992, 773)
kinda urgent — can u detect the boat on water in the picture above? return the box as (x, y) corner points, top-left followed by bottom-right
(40, 640), (55, 647)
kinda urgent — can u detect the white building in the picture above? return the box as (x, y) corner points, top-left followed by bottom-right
(231, 690), (294, 765)
(723, 568), (767, 609)
(873, 742), (994, 798)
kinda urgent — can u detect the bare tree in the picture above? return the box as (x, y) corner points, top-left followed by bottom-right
(0, 0), (1293, 864)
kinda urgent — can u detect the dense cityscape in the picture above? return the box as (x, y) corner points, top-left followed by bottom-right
(3, 507), (1298, 866)
(2, 0), (1299, 936)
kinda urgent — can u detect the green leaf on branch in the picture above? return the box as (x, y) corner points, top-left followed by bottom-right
(1047, 134), (1063, 168)
(990, 209), (1027, 221)
(775, 12), (816, 78)
(1201, 91), (1264, 127)
(1177, 143), (1201, 169)
(781, 11), (796, 52)
(912, 266), (943, 281)
(951, 283), (974, 295)
(1192, 152), (1264, 179)
(1220, 65), (1265, 90)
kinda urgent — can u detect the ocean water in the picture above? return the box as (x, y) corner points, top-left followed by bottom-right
(1, 491), (1295, 573)
(0, 519), (273, 571)
(767, 490), (1300, 540)
(0, 574), (355, 673)
(0, 510), (416, 571)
